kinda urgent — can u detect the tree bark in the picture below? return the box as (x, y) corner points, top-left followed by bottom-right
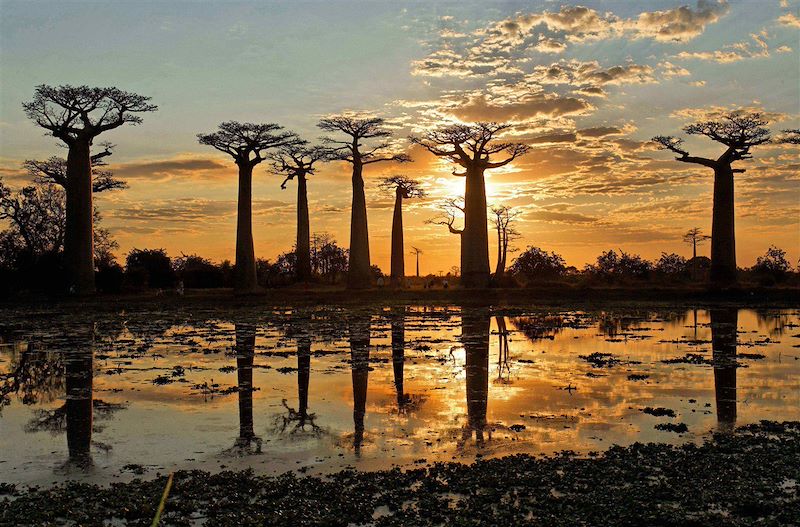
(347, 162), (372, 289)
(64, 139), (95, 294)
(710, 165), (737, 285)
(461, 167), (490, 288)
(390, 190), (405, 287)
(235, 163), (258, 293)
(296, 175), (311, 281)
(710, 308), (737, 431)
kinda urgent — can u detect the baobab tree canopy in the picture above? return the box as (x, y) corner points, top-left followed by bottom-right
(652, 111), (771, 286)
(23, 143), (126, 194)
(198, 121), (298, 166)
(23, 85), (157, 143)
(411, 122), (530, 287)
(318, 115), (410, 289)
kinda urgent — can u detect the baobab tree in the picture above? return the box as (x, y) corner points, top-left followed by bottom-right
(411, 123), (530, 288)
(410, 246), (423, 278)
(198, 122), (297, 293)
(683, 227), (710, 279)
(653, 112), (771, 285)
(777, 129), (800, 144)
(318, 116), (410, 289)
(22, 85), (157, 294)
(379, 176), (425, 287)
(489, 205), (520, 284)
(269, 143), (328, 281)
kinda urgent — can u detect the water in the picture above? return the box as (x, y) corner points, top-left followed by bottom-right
(1, 304), (798, 485)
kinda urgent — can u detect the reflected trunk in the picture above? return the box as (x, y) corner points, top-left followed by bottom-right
(234, 323), (257, 447)
(462, 309), (490, 446)
(710, 308), (738, 431)
(65, 332), (94, 466)
(350, 317), (370, 454)
(390, 313), (405, 410)
(297, 335), (311, 423)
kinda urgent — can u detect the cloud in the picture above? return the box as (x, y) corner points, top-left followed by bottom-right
(578, 126), (625, 138)
(533, 37), (567, 53)
(778, 12), (800, 27)
(111, 156), (229, 182)
(659, 61), (691, 78)
(528, 60), (656, 88)
(624, 0), (730, 42)
(450, 92), (592, 123)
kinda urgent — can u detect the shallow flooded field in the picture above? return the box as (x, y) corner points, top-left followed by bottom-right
(1, 304), (798, 486)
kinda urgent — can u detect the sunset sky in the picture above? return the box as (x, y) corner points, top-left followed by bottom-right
(1, 0), (798, 274)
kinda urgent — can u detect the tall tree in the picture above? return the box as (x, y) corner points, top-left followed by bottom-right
(653, 112), (771, 285)
(409, 246), (423, 278)
(683, 227), (710, 280)
(411, 123), (529, 288)
(489, 205), (520, 284)
(22, 85), (156, 294)
(378, 176), (425, 287)
(318, 116), (410, 289)
(198, 122), (297, 293)
(269, 143), (328, 281)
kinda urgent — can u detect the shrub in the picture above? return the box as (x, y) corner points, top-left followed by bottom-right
(509, 246), (567, 283)
(125, 248), (176, 289)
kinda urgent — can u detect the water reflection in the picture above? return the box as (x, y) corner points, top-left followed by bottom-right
(349, 317), (370, 456)
(460, 308), (490, 449)
(1, 305), (798, 485)
(231, 323), (260, 453)
(711, 309), (738, 431)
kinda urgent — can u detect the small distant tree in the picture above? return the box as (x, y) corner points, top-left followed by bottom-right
(653, 112), (771, 285)
(489, 205), (521, 284)
(269, 143), (328, 281)
(509, 246), (566, 283)
(410, 246), (423, 278)
(22, 85), (157, 294)
(586, 250), (652, 281)
(198, 122), (297, 293)
(776, 129), (800, 144)
(173, 254), (224, 288)
(125, 248), (175, 289)
(683, 227), (711, 279)
(311, 233), (349, 281)
(318, 116), (411, 289)
(378, 176), (424, 287)
(751, 246), (792, 284)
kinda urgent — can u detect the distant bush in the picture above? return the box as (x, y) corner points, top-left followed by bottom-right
(509, 246), (567, 283)
(173, 254), (224, 288)
(125, 248), (176, 289)
(585, 250), (652, 281)
(751, 246), (792, 285)
(654, 252), (689, 280)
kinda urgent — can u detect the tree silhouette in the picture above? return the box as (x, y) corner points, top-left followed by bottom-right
(411, 123), (529, 288)
(23, 142), (126, 194)
(198, 121), (297, 293)
(427, 197), (466, 237)
(22, 85), (156, 294)
(409, 246), (423, 278)
(378, 176), (424, 287)
(683, 227), (711, 279)
(489, 205), (520, 284)
(318, 116), (410, 289)
(653, 112), (771, 285)
(269, 143), (329, 281)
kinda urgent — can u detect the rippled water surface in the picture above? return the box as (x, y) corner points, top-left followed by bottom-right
(1, 304), (798, 485)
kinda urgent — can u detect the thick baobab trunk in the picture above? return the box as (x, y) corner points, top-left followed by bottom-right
(462, 308), (490, 445)
(235, 324), (256, 443)
(235, 163), (258, 293)
(710, 166), (736, 285)
(710, 308), (737, 431)
(296, 175), (312, 281)
(390, 190), (405, 287)
(462, 167), (490, 288)
(348, 163), (372, 289)
(64, 140), (95, 294)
